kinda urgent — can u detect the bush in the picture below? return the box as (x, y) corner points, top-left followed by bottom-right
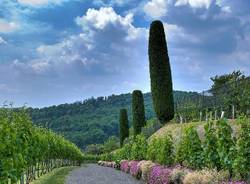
(233, 116), (250, 180)
(131, 134), (148, 160)
(148, 135), (174, 165)
(203, 121), (221, 169)
(177, 126), (204, 169)
(129, 161), (141, 179)
(169, 168), (189, 184)
(148, 20), (174, 124)
(140, 160), (156, 182)
(120, 160), (130, 173)
(147, 138), (161, 162)
(183, 169), (227, 184)
(216, 119), (236, 177)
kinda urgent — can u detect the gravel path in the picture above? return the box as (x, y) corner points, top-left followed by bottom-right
(66, 164), (144, 184)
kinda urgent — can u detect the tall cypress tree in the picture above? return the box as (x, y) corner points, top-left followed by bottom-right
(132, 90), (146, 136)
(148, 20), (174, 124)
(119, 108), (129, 147)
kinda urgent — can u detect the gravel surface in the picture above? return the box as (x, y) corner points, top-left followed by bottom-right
(66, 164), (144, 184)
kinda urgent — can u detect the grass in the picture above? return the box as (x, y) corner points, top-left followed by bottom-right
(31, 166), (78, 184)
(149, 119), (240, 146)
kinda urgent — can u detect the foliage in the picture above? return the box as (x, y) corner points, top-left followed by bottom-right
(181, 126), (204, 169)
(141, 118), (162, 138)
(147, 135), (174, 165)
(119, 108), (129, 147)
(131, 134), (148, 160)
(148, 20), (174, 124)
(233, 116), (250, 180)
(132, 90), (146, 135)
(85, 144), (104, 155)
(28, 91), (207, 149)
(103, 136), (120, 153)
(216, 119), (236, 176)
(210, 71), (250, 116)
(83, 154), (101, 163)
(203, 120), (221, 169)
(0, 108), (83, 183)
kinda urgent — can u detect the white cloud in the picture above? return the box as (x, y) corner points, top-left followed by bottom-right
(0, 37), (7, 44)
(15, 7), (148, 77)
(18, 0), (49, 6)
(0, 19), (20, 33)
(175, 0), (213, 9)
(17, 0), (72, 7)
(144, 0), (168, 18)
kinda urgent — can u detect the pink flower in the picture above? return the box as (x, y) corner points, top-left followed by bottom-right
(129, 161), (141, 179)
(221, 182), (247, 184)
(120, 160), (130, 173)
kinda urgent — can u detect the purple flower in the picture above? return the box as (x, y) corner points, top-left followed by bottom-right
(148, 165), (165, 184)
(221, 182), (247, 184)
(129, 161), (141, 179)
(120, 160), (130, 173)
(148, 165), (185, 184)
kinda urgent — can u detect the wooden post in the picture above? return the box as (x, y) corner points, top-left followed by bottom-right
(210, 111), (213, 120)
(232, 105), (235, 119)
(199, 111), (202, 122)
(221, 111), (225, 119)
(180, 115), (183, 124)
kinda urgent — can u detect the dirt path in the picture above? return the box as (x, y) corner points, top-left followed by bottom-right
(66, 164), (144, 184)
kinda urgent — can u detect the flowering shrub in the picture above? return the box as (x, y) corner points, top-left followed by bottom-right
(221, 182), (247, 184)
(140, 160), (156, 182)
(148, 165), (183, 184)
(169, 168), (189, 184)
(129, 161), (141, 179)
(183, 169), (227, 184)
(120, 160), (130, 173)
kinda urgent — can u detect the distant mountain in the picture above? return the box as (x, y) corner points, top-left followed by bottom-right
(28, 91), (202, 149)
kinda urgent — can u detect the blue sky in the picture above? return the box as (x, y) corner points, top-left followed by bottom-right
(0, 0), (249, 107)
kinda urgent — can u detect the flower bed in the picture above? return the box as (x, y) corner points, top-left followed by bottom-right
(120, 160), (130, 173)
(129, 160), (141, 179)
(98, 160), (247, 184)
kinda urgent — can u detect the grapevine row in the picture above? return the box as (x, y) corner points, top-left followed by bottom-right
(0, 108), (83, 184)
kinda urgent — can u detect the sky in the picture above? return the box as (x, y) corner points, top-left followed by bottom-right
(0, 0), (249, 107)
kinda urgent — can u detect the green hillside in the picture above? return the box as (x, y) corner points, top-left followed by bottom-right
(28, 91), (202, 149)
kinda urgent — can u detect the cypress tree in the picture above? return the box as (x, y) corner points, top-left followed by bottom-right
(132, 90), (146, 136)
(119, 108), (129, 147)
(148, 20), (174, 124)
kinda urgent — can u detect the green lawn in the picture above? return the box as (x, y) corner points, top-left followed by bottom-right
(32, 167), (78, 184)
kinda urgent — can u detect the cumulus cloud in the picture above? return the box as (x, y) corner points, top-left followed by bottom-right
(175, 0), (213, 9)
(9, 7), (149, 106)
(0, 19), (20, 33)
(144, 0), (168, 18)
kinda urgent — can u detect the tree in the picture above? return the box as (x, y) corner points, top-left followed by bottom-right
(119, 109), (129, 147)
(148, 20), (174, 124)
(132, 90), (146, 135)
(210, 70), (250, 116)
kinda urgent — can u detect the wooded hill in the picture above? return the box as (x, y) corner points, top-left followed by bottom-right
(28, 91), (203, 149)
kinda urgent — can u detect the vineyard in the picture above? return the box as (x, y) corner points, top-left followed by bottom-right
(0, 108), (83, 184)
